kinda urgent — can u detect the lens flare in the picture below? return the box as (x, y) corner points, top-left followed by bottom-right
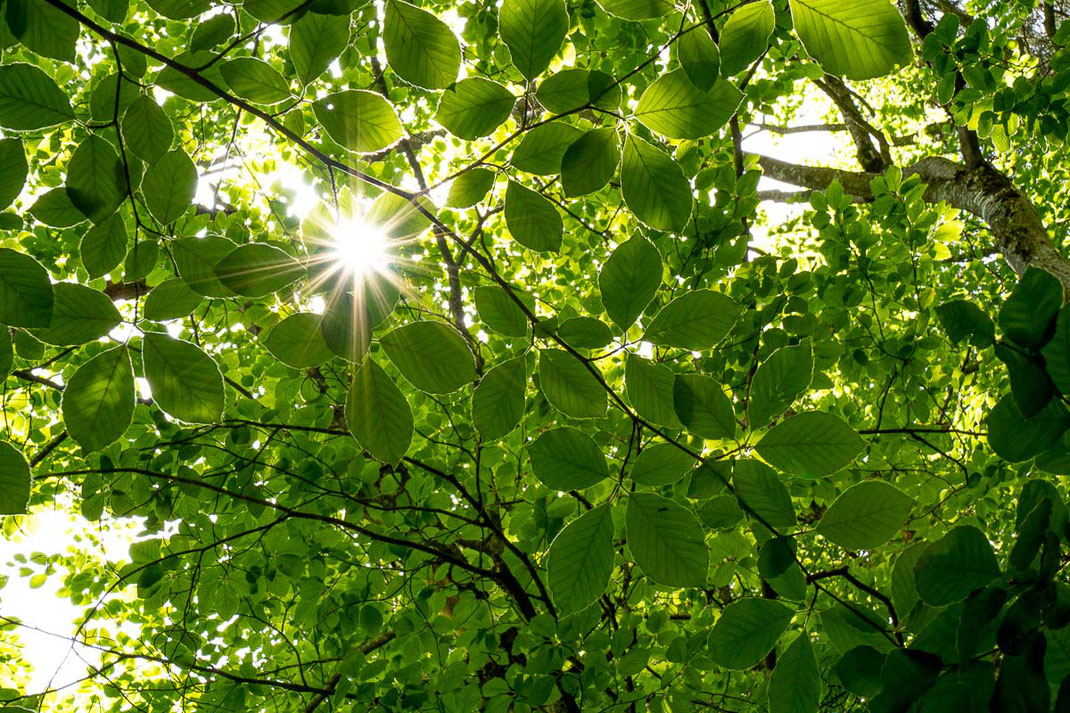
(327, 218), (392, 278)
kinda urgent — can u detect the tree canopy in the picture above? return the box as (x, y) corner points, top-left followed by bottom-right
(1, 0), (1070, 710)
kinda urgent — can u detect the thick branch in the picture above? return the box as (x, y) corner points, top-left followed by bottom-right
(756, 154), (1070, 290)
(813, 75), (888, 171)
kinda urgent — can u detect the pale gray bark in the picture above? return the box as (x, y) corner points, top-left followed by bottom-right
(756, 154), (1070, 291)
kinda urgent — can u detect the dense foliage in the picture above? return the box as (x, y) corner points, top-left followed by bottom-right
(2, 0), (1070, 710)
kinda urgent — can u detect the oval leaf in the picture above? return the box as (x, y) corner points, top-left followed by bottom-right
(755, 411), (864, 477)
(384, 0), (461, 90)
(313, 90), (404, 154)
(379, 321), (477, 394)
(527, 427), (609, 490)
(62, 345), (135, 452)
(625, 492), (708, 587)
(538, 348), (607, 418)
(816, 481), (913, 550)
(708, 598), (795, 669)
(345, 359), (414, 465)
(642, 289), (741, 351)
(546, 505), (615, 613)
(0, 248), (54, 328)
(435, 78), (514, 139)
(472, 356), (527, 440)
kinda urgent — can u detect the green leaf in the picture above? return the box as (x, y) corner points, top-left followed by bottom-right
(621, 135), (692, 232)
(474, 285), (530, 337)
(379, 321), (477, 394)
(318, 292), (373, 362)
(536, 68), (620, 113)
(913, 525), (1001, 607)
(66, 136), (127, 223)
(719, 0), (775, 76)
(472, 356), (526, 440)
(708, 598), (795, 669)
(935, 299), (995, 347)
(29, 188), (85, 227)
(634, 70), (742, 140)
(0, 327), (11, 378)
(790, 0), (913, 80)
(755, 411), (864, 477)
(313, 90), (404, 153)
(999, 266), (1063, 348)
(868, 650), (942, 713)
(625, 354), (681, 428)
(511, 122), (584, 175)
(0, 442), (29, 515)
(0, 248), (53, 328)
(190, 13), (235, 52)
(346, 359), (414, 465)
(242, 0), (307, 21)
(446, 168), (496, 208)
(62, 345), (135, 452)
(538, 348), (607, 418)
(630, 443), (696, 486)
(289, 11), (350, 85)
(5, 0), (79, 63)
(561, 127), (619, 197)
(173, 236), (237, 297)
(220, 58), (291, 105)
(688, 459), (730, 498)
(125, 242), (160, 282)
(673, 373), (736, 439)
(143, 279), (204, 322)
(678, 29), (720, 90)
(122, 95), (174, 164)
(546, 505), (614, 613)
(759, 536), (797, 579)
(816, 481), (913, 550)
(821, 603), (894, 655)
(261, 313), (334, 368)
(146, 0), (210, 19)
(0, 138), (27, 210)
(986, 394), (1070, 462)
(142, 150), (198, 224)
(435, 78), (515, 139)
(834, 646), (886, 698)
(383, 0), (461, 90)
(498, 0), (569, 81)
(733, 458), (796, 530)
(214, 243), (305, 297)
(32, 283), (120, 346)
(505, 181), (563, 252)
(748, 342), (814, 428)
(0, 63), (75, 130)
(1043, 305), (1070, 394)
(596, 0), (673, 21)
(154, 51), (226, 102)
(89, 0), (129, 21)
(769, 634), (821, 713)
(625, 492), (708, 587)
(365, 192), (433, 239)
(549, 317), (605, 351)
(599, 235), (661, 331)
(527, 427), (608, 489)
(90, 75), (139, 122)
(642, 289), (741, 350)
(697, 494), (744, 529)
(143, 334), (225, 424)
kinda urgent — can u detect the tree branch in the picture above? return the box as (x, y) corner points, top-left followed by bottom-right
(755, 153), (1070, 290)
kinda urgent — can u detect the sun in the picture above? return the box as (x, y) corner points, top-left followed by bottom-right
(327, 217), (393, 278)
